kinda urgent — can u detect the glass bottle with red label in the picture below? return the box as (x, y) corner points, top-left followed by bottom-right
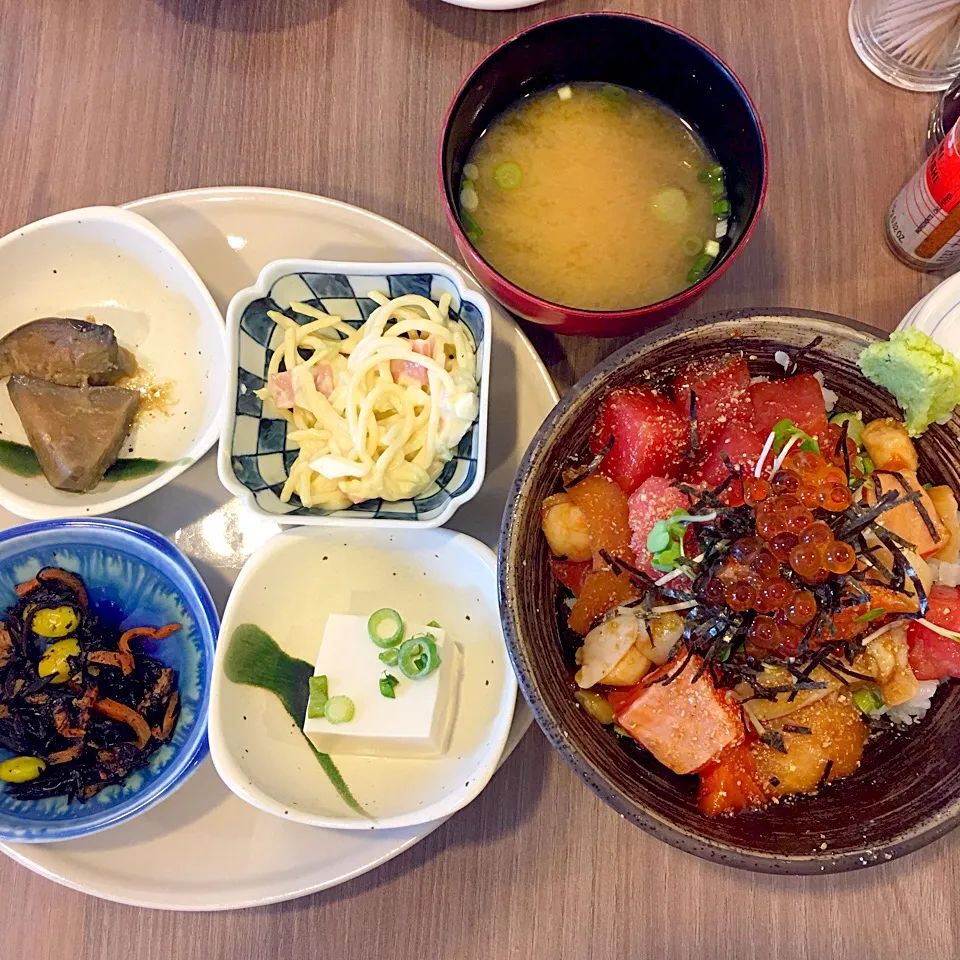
(888, 122), (960, 270)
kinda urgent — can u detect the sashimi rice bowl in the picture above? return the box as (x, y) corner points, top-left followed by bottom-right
(500, 311), (960, 872)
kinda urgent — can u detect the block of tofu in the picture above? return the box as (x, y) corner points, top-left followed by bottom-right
(303, 614), (461, 759)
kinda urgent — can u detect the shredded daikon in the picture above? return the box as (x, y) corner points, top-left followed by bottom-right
(255, 292), (479, 509)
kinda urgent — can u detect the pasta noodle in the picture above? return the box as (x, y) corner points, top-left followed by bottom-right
(255, 291), (480, 510)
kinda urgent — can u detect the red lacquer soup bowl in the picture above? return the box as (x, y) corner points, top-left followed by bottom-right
(438, 13), (768, 338)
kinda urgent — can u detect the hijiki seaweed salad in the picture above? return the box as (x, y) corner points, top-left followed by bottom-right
(0, 568), (181, 801)
(541, 330), (960, 816)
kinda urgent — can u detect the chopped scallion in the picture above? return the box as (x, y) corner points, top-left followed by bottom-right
(852, 687), (885, 714)
(712, 198), (731, 217)
(681, 236), (702, 257)
(697, 162), (725, 183)
(368, 608), (404, 649)
(494, 162), (522, 190)
(324, 695), (355, 724)
(687, 252), (714, 284)
(427, 620), (441, 628)
(463, 162), (479, 181)
(855, 608), (886, 623)
(398, 635), (442, 680)
(703, 239), (720, 258)
(306, 675), (329, 719)
(379, 674), (400, 699)
(600, 84), (627, 105)
(379, 648), (400, 666)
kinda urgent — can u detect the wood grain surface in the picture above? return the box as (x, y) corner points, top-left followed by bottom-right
(0, 0), (957, 957)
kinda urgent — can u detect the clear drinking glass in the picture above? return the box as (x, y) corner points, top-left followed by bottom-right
(849, 0), (960, 92)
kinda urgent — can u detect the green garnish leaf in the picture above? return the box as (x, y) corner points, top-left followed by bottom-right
(855, 608), (886, 623)
(646, 520), (672, 554)
(379, 648), (400, 666)
(427, 620), (441, 628)
(771, 418), (820, 455)
(852, 687), (885, 714)
(379, 674), (400, 699)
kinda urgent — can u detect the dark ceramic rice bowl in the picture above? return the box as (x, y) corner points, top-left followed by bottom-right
(499, 309), (960, 874)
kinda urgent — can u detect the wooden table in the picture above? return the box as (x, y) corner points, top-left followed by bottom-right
(0, 0), (956, 957)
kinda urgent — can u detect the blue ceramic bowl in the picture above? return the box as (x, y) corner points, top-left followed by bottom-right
(0, 519), (217, 842)
(218, 259), (492, 527)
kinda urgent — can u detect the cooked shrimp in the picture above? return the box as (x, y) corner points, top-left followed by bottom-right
(541, 492), (592, 562)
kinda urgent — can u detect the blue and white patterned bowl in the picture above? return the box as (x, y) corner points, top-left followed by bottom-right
(218, 259), (491, 527)
(0, 519), (217, 842)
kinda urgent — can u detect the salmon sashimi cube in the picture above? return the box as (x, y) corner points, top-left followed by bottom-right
(613, 657), (744, 775)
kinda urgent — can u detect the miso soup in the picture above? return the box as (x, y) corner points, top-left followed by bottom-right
(460, 83), (727, 312)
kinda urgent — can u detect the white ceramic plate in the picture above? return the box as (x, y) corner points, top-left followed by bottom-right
(0, 206), (226, 518)
(0, 187), (558, 910)
(210, 527), (516, 829)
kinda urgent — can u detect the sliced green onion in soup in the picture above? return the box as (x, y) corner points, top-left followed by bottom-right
(463, 162), (480, 181)
(652, 187), (689, 224)
(712, 198), (731, 218)
(461, 210), (483, 243)
(600, 84), (627, 106)
(698, 162), (725, 183)
(681, 236), (703, 257)
(687, 252), (715, 284)
(494, 162), (522, 190)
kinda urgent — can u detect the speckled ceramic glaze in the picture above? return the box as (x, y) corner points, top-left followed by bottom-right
(0, 519), (217, 842)
(499, 309), (960, 874)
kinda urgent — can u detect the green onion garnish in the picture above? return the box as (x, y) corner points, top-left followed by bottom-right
(379, 648), (400, 666)
(600, 84), (627, 106)
(398, 635), (442, 680)
(324, 695), (355, 724)
(698, 163), (725, 183)
(306, 675), (329, 719)
(379, 674), (400, 699)
(367, 608), (404, 649)
(855, 608), (886, 623)
(712, 198), (731, 218)
(687, 252), (714, 284)
(852, 687), (885, 714)
(494, 162), (522, 190)
(681, 236), (702, 257)
(427, 620), (441, 628)
(710, 179), (726, 198)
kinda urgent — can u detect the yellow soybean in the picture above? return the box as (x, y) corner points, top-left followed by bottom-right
(0, 756), (46, 783)
(37, 637), (81, 684)
(32, 605), (80, 639)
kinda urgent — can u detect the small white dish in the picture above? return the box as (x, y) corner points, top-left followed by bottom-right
(218, 258), (491, 527)
(209, 525), (516, 829)
(0, 206), (226, 519)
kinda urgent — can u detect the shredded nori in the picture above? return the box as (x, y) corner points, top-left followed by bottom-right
(565, 435), (615, 488)
(782, 724), (813, 734)
(786, 335), (825, 375)
(816, 759), (834, 791)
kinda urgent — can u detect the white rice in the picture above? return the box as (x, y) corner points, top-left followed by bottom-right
(869, 680), (940, 726)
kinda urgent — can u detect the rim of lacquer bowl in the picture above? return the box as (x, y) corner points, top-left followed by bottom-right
(437, 12), (770, 333)
(498, 307), (960, 874)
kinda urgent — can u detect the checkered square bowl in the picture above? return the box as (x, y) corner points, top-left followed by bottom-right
(217, 260), (491, 526)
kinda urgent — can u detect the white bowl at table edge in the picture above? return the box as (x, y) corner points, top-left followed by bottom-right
(216, 257), (491, 528)
(207, 526), (517, 829)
